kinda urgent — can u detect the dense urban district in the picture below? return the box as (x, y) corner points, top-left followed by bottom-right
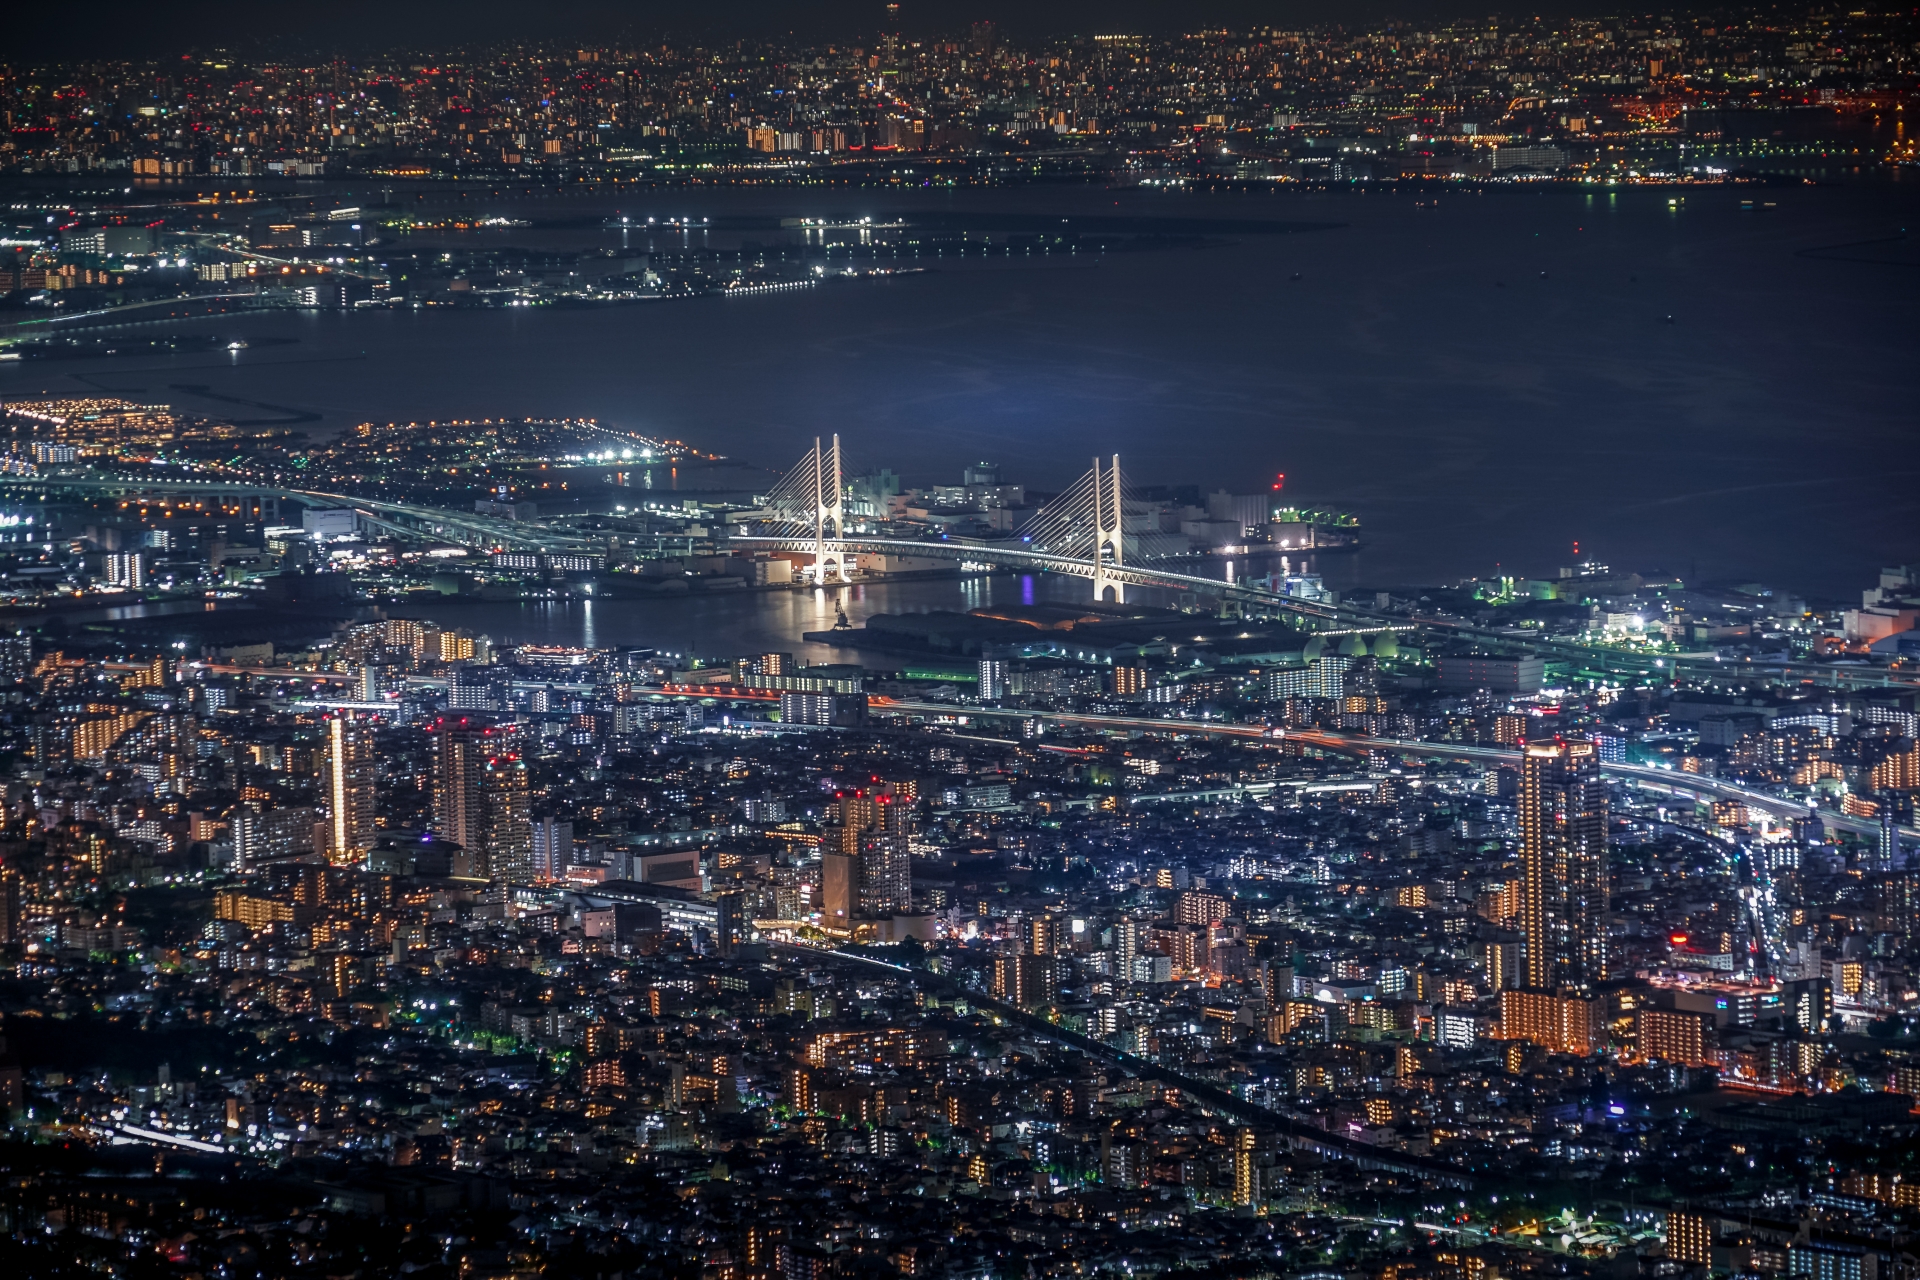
(0, 395), (1914, 1280)
(2, 4), (1915, 185)
(0, 3), (1913, 318)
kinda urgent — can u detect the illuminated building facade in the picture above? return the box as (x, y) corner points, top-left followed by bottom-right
(1519, 738), (1608, 992)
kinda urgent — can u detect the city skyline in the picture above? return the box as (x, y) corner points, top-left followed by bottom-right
(4, 1), (1815, 57)
(0, 2), (1916, 1277)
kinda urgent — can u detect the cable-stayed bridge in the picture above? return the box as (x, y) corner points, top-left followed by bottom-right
(12, 453), (1915, 689)
(732, 436), (1340, 619)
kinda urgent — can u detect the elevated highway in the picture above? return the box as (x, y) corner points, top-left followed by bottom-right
(915, 701), (1916, 843)
(627, 680), (1914, 843)
(0, 472), (597, 552)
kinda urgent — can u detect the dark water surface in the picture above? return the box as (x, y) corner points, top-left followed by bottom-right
(7, 183), (1915, 602)
(386, 571), (1142, 667)
(84, 569), (1266, 664)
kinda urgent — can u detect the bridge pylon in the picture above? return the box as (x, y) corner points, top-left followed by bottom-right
(1091, 454), (1125, 604)
(812, 434), (849, 585)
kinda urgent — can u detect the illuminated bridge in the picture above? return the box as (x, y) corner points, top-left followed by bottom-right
(728, 440), (1920, 690)
(730, 437), (1365, 624)
(9, 460), (1914, 692)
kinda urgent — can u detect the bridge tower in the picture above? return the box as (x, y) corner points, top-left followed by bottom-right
(1091, 454), (1125, 604)
(813, 434), (849, 585)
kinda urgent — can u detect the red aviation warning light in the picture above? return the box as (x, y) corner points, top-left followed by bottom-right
(1271, 473), (1285, 492)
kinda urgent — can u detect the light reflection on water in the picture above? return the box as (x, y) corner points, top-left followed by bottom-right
(68, 600), (223, 624)
(380, 551), (1333, 662)
(64, 548), (1335, 659)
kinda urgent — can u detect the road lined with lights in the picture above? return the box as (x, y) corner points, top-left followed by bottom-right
(577, 681), (1916, 843)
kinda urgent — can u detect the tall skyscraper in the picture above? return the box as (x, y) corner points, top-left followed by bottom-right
(432, 719), (486, 855)
(817, 789), (912, 925)
(431, 719), (531, 882)
(1519, 738), (1608, 991)
(482, 753), (533, 884)
(321, 715), (377, 863)
(837, 791), (877, 835)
